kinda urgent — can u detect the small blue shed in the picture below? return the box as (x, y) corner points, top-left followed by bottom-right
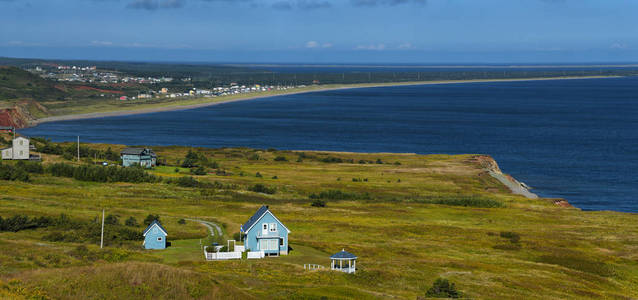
(240, 205), (290, 256)
(143, 220), (167, 250)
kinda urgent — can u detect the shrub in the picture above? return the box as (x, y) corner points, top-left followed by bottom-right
(376, 158), (383, 164)
(425, 278), (461, 298)
(249, 183), (276, 194)
(320, 156), (343, 163)
(15, 161), (44, 174)
(311, 199), (326, 207)
(274, 156), (288, 162)
(190, 166), (207, 175)
(104, 214), (119, 225)
(500, 231), (521, 243)
(143, 214), (160, 226)
(173, 176), (199, 187)
(255, 172), (262, 178)
(0, 163), (29, 182)
(272, 176), (278, 179)
(178, 218), (186, 225)
(125, 217), (138, 227)
(46, 163), (161, 183)
(309, 189), (370, 200)
(423, 196), (504, 208)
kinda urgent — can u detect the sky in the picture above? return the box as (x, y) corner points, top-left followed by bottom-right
(1, 0), (638, 64)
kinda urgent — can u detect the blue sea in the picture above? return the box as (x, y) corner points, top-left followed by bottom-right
(20, 77), (638, 212)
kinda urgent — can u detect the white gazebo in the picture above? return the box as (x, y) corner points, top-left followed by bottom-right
(330, 249), (357, 274)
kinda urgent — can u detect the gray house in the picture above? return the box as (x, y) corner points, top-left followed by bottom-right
(120, 148), (157, 168)
(1, 137), (31, 160)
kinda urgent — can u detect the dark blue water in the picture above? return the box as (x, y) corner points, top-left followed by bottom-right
(20, 78), (638, 212)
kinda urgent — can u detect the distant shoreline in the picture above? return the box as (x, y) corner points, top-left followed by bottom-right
(33, 75), (618, 126)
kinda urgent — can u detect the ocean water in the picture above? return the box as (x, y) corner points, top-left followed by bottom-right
(20, 77), (638, 212)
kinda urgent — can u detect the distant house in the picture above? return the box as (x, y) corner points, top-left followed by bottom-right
(0, 126), (14, 133)
(143, 220), (167, 250)
(119, 96), (128, 101)
(240, 205), (290, 256)
(1, 137), (31, 160)
(120, 148), (157, 168)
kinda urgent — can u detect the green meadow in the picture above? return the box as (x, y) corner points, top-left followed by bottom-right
(1, 138), (638, 299)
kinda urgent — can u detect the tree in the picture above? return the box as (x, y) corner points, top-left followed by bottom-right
(143, 214), (160, 226)
(425, 278), (461, 298)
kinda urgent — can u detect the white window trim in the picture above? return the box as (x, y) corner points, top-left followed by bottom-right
(269, 223), (277, 232)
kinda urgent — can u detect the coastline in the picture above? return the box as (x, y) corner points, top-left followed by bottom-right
(33, 75), (617, 126)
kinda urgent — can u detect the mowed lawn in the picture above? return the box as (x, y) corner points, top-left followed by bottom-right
(1, 144), (638, 299)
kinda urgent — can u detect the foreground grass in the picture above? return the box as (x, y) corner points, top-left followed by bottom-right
(1, 143), (638, 299)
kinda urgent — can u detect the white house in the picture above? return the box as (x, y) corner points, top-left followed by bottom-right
(1, 137), (31, 160)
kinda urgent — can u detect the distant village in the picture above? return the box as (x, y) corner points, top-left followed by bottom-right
(23, 63), (306, 101)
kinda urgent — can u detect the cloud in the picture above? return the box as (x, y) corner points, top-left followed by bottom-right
(397, 42), (414, 49)
(271, 0), (331, 10)
(305, 41), (319, 48)
(91, 40), (114, 46)
(127, 0), (185, 10)
(610, 42), (628, 50)
(304, 41), (332, 48)
(351, 0), (426, 7)
(355, 43), (386, 50)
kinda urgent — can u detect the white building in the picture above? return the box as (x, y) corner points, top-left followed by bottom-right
(1, 137), (31, 160)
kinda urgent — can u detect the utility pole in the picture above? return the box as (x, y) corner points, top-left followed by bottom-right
(77, 136), (80, 162)
(100, 209), (105, 249)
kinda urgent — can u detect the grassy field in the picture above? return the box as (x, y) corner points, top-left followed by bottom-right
(1, 138), (638, 299)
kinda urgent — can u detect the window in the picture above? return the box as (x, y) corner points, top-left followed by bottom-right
(280, 238), (284, 246)
(263, 224), (268, 231)
(269, 223), (277, 232)
(19, 140), (23, 146)
(262, 239), (278, 250)
(157, 237), (163, 241)
(19, 151), (23, 156)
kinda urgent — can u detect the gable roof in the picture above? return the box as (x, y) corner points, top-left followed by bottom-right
(143, 220), (167, 236)
(241, 205), (290, 234)
(121, 148), (146, 155)
(330, 249), (357, 259)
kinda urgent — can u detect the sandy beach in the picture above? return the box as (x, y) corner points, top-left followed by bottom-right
(34, 75), (617, 125)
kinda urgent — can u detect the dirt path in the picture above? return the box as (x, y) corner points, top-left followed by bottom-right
(187, 218), (223, 237)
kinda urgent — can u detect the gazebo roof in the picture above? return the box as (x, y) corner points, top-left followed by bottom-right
(330, 249), (357, 259)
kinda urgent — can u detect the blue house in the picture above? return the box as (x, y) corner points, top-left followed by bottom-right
(240, 205), (290, 256)
(143, 220), (167, 250)
(120, 148), (157, 168)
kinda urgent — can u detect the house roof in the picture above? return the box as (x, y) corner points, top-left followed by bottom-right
(330, 249), (357, 259)
(143, 220), (167, 236)
(121, 148), (155, 156)
(241, 205), (290, 234)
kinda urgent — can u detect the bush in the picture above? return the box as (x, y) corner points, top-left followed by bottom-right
(320, 156), (343, 163)
(173, 176), (199, 187)
(309, 189), (370, 200)
(0, 163), (29, 182)
(423, 196), (504, 208)
(46, 163), (161, 183)
(425, 278), (461, 298)
(255, 172), (262, 178)
(190, 166), (207, 175)
(311, 199), (326, 207)
(500, 231), (521, 243)
(178, 218), (186, 225)
(104, 214), (119, 225)
(125, 217), (138, 227)
(249, 183), (276, 194)
(274, 156), (288, 162)
(143, 214), (160, 226)
(15, 161), (44, 174)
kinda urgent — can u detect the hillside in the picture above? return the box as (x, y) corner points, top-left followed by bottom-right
(1, 137), (637, 299)
(0, 66), (66, 101)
